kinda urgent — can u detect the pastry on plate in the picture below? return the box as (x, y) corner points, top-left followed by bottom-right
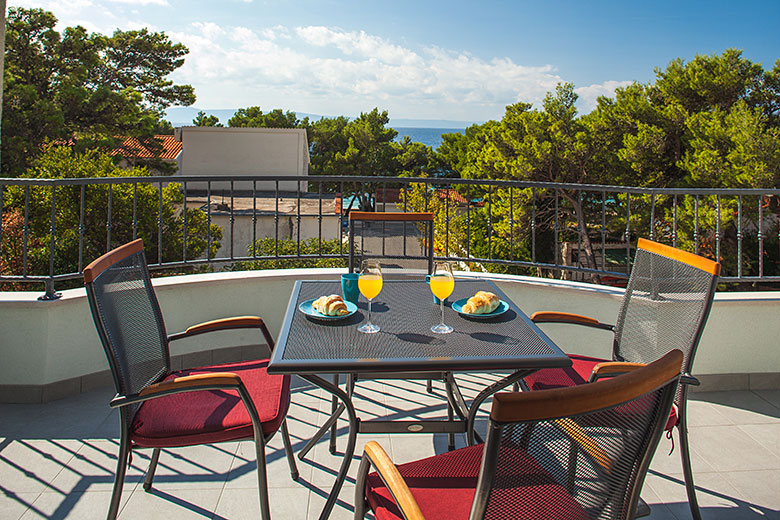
(312, 294), (349, 316)
(462, 291), (500, 314)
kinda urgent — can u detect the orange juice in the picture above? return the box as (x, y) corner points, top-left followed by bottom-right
(358, 274), (383, 300)
(429, 275), (454, 300)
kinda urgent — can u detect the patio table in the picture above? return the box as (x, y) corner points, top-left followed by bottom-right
(268, 278), (570, 520)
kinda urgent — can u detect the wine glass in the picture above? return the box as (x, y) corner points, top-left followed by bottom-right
(429, 262), (454, 334)
(358, 260), (383, 333)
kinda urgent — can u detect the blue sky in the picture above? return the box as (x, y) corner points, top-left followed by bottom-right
(10, 0), (780, 122)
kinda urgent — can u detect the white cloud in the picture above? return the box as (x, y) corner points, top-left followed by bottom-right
(108, 0), (169, 5)
(6, 2), (631, 120)
(575, 80), (632, 113)
(167, 23), (577, 120)
(192, 21), (225, 41)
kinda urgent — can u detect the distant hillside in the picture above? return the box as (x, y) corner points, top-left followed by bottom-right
(164, 107), (477, 129)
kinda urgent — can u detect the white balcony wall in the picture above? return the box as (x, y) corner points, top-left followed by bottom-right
(1, 270), (779, 400)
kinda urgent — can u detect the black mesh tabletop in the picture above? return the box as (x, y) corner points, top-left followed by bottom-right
(268, 279), (570, 375)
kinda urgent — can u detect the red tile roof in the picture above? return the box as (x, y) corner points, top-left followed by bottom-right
(435, 188), (468, 205)
(109, 135), (181, 160)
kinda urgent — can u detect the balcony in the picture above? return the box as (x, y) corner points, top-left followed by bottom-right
(1, 176), (779, 518)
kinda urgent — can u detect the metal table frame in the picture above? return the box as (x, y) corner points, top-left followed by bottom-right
(268, 279), (570, 520)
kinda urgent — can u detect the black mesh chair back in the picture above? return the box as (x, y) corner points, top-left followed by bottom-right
(348, 212), (435, 275)
(612, 238), (719, 401)
(84, 239), (170, 419)
(473, 350), (682, 520)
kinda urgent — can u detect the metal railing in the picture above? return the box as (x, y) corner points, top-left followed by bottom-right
(2, 174), (779, 299)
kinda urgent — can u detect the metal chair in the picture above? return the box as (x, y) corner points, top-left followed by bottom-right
(355, 350), (684, 520)
(83, 239), (298, 520)
(348, 211), (460, 446)
(525, 238), (720, 520)
(348, 211), (435, 275)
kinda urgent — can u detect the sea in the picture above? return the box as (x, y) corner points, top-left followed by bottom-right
(393, 127), (465, 149)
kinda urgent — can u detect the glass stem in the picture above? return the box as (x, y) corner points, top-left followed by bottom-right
(439, 299), (445, 326)
(368, 299), (373, 325)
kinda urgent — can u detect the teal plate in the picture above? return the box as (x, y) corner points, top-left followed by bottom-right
(451, 297), (509, 319)
(299, 299), (359, 321)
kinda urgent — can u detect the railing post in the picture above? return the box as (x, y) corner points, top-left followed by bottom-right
(39, 183), (61, 301)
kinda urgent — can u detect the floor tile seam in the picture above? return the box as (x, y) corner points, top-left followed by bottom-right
(750, 389), (780, 415)
(117, 479), (141, 519)
(733, 424), (780, 465)
(12, 489), (43, 520)
(211, 474), (229, 520)
(29, 443), (81, 499)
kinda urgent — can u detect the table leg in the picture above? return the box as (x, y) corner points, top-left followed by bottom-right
(445, 372), (484, 445)
(301, 374), (358, 520)
(298, 402), (345, 460)
(466, 369), (535, 446)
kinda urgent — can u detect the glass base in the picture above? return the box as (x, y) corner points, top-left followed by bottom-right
(431, 323), (453, 334)
(358, 322), (380, 334)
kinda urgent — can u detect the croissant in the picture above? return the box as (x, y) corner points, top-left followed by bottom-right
(462, 291), (500, 314)
(313, 294), (349, 316)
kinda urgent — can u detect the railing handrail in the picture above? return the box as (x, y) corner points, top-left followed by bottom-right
(3, 174), (780, 197)
(2, 174), (780, 299)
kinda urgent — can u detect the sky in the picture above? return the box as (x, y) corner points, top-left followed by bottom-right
(9, 0), (780, 123)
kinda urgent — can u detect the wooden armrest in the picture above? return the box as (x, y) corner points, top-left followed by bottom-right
(168, 316), (275, 349)
(111, 372), (245, 408)
(588, 361), (647, 382)
(530, 312), (614, 331)
(361, 441), (425, 520)
(554, 417), (612, 471)
(491, 351), (684, 423)
(138, 372), (241, 397)
(349, 211), (433, 222)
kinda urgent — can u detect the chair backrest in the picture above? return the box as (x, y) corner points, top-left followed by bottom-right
(83, 240), (170, 407)
(471, 350), (683, 520)
(613, 238), (720, 383)
(348, 212), (435, 274)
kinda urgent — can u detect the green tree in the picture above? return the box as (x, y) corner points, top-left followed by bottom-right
(308, 115), (351, 176)
(392, 136), (439, 177)
(193, 111), (222, 127)
(1, 7), (195, 175)
(228, 107), (308, 129)
(1, 146), (221, 289)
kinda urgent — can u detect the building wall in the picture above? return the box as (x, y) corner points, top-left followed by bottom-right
(1, 270), (779, 402)
(175, 127), (309, 192)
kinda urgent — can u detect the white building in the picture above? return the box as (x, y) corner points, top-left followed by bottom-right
(174, 126), (310, 192)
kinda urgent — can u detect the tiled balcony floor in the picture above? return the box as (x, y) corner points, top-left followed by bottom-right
(1, 375), (779, 519)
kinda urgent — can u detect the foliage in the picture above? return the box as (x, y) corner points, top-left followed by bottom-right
(1, 146), (221, 289)
(193, 111), (222, 127)
(232, 237), (347, 270)
(392, 137), (440, 177)
(228, 107), (308, 129)
(427, 50), (780, 281)
(2, 7), (195, 175)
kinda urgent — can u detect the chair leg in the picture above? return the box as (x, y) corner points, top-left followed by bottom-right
(281, 419), (299, 481)
(426, 379), (433, 393)
(143, 448), (161, 491)
(330, 374), (339, 455)
(107, 429), (130, 520)
(678, 397), (702, 520)
(254, 435), (272, 520)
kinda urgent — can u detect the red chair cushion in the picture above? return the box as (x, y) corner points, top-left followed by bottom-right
(526, 354), (679, 431)
(524, 353), (603, 390)
(366, 444), (588, 520)
(131, 359), (290, 448)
